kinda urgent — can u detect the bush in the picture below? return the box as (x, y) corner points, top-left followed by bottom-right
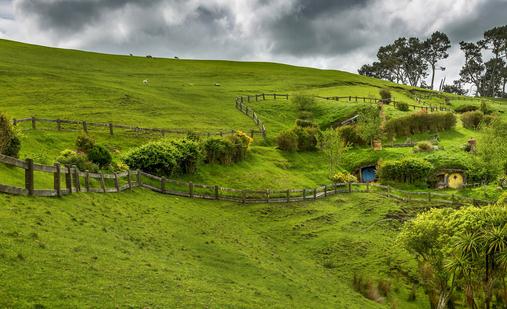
(202, 132), (250, 165)
(276, 130), (298, 152)
(480, 101), (492, 115)
(298, 111), (314, 120)
(124, 142), (178, 176)
(455, 104), (478, 113)
(385, 112), (456, 140)
(414, 141), (433, 152)
(87, 144), (113, 168)
(277, 126), (321, 152)
(461, 111), (484, 130)
(331, 171), (357, 183)
(378, 158), (433, 184)
(56, 149), (98, 171)
(337, 125), (367, 146)
(379, 89), (391, 104)
(292, 95), (315, 111)
(396, 102), (410, 111)
(295, 119), (317, 128)
(0, 112), (21, 158)
(203, 138), (234, 165)
(76, 133), (95, 153)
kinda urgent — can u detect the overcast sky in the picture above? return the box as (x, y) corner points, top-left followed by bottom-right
(1, 0), (507, 86)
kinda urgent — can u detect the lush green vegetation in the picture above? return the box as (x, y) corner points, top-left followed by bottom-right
(1, 39), (507, 308)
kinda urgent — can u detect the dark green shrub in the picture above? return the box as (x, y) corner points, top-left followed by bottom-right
(414, 141), (433, 152)
(292, 95), (315, 111)
(385, 112), (456, 139)
(295, 119), (317, 128)
(203, 138), (234, 165)
(455, 104), (478, 113)
(378, 158), (433, 184)
(337, 125), (366, 146)
(76, 133), (95, 153)
(396, 102), (409, 111)
(294, 126), (320, 151)
(87, 145), (112, 167)
(56, 149), (98, 171)
(379, 89), (391, 104)
(170, 138), (202, 173)
(0, 112), (21, 158)
(276, 130), (298, 152)
(124, 142), (179, 176)
(461, 111), (484, 130)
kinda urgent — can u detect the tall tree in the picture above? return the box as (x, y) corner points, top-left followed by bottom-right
(459, 41), (485, 96)
(422, 31), (451, 89)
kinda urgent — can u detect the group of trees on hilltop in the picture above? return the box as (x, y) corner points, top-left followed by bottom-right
(359, 25), (507, 98)
(359, 31), (451, 89)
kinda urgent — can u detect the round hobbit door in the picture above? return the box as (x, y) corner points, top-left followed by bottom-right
(447, 173), (464, 189)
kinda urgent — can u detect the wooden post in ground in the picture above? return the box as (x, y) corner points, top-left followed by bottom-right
(286, 189), (290, 202)
(303, 189), (306, 200)
(428, 192), (432, 202)
(324, 185), (327, 197)
(136, 170), (142, 186)
(72, 165), (80, 192)
(12, 118), (17, 126)
(84, 171), (90, 192)
(54, 163), (61, 197)
(313, 188), (317, 200)
(188, 182), (194, 198)
(31, 117), (36, 130)
(262, 93), (265, 100)
(65, 165), (72, 194)
(241, 190), (246, 204)
(82, 121), (88, 133)
(127, 170), (132, 190)
(161, 177), (166, 193)
(56, 119), (61, 131)
(25, 158), (34, 196)
(214, 185), (219, 200)
(100, 172), (106, 193)
(274, 94), (277, 100)
(250, 129), (254, 138)
(114, 173), (120, 192)
(109, 122), (114, 136)
(366, 183), (369, 193)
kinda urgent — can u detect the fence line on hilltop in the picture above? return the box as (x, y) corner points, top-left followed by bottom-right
(12, 117), (264, 139)
(0, 153), (493, 206)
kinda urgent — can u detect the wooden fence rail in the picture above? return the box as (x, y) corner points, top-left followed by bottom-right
(0, 154), (493, 206)
(13, 117), (263, 139)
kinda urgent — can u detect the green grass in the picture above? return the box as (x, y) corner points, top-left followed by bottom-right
(0, 190), (428, 308)
(0, 38), (506, 307)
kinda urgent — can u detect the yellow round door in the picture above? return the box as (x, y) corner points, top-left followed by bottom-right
(448, 173), (464, 189)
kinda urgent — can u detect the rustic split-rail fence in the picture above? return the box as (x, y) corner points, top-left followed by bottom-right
(0, 153), (493, 206)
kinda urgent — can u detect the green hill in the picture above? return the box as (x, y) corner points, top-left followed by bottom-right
(0, 39), (506, 308)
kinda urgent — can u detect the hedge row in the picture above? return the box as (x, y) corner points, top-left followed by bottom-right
(385, 112), (456, 139)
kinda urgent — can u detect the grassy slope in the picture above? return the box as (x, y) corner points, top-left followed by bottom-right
(0, 190), (426, 308)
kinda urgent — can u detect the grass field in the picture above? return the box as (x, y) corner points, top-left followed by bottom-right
(0, 38), (506, 308)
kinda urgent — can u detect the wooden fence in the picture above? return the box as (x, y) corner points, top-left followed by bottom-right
(315, 95), (452, 112)
(0, 154), (493, 206)
(13, 117), (264, 139)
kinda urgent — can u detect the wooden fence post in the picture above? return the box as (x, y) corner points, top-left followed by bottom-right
(250, 129), (255, 138)
(85, 171), (90, 192)
(334, 183), (338, 194)
(31, 116), (36, 130)
(262, 93), (265, 100)
(109, 122), (114, 135)
(72, 165), (80, 192)
(100, 172), (106, 193)
(161, 177), (166, 193)
(324, 185), (327, 197)
(348, 182), (352, 193)
(54, 163), (61, 197)
(313, 188), (317, 200)
(65, 165), (72, 194)
(127, 170), (132, 190)
(82, 121), (88, 133)
(189, 182), (194, 198)
(274, 94), (277, 100)
(114, 173), (120, 192)
(286, 189), (290, 202)
(241, 190), (246, 204)
(214, 185), (219, 200)
(56, 119), (61, 131)
(428, 192), (432, 202)
(12, 118), (17, 126)
(366, 183), (369, 192)
(25, 158), (34, 196)
(303, 189), (306, 200)
(136, 170), (142, 186)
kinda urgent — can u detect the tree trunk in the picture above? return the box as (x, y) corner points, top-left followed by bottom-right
(431, 64), (436, 90)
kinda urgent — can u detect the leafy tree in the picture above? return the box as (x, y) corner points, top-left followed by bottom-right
(356, 105), (382, 147)
(477, 119), (507, 179)
(459, 41), (485, 96)
(442, 81), (467, 95)
(0, 112), (21, 158)
(318, 129), (348, 177)
(422, 31), (451, 89)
